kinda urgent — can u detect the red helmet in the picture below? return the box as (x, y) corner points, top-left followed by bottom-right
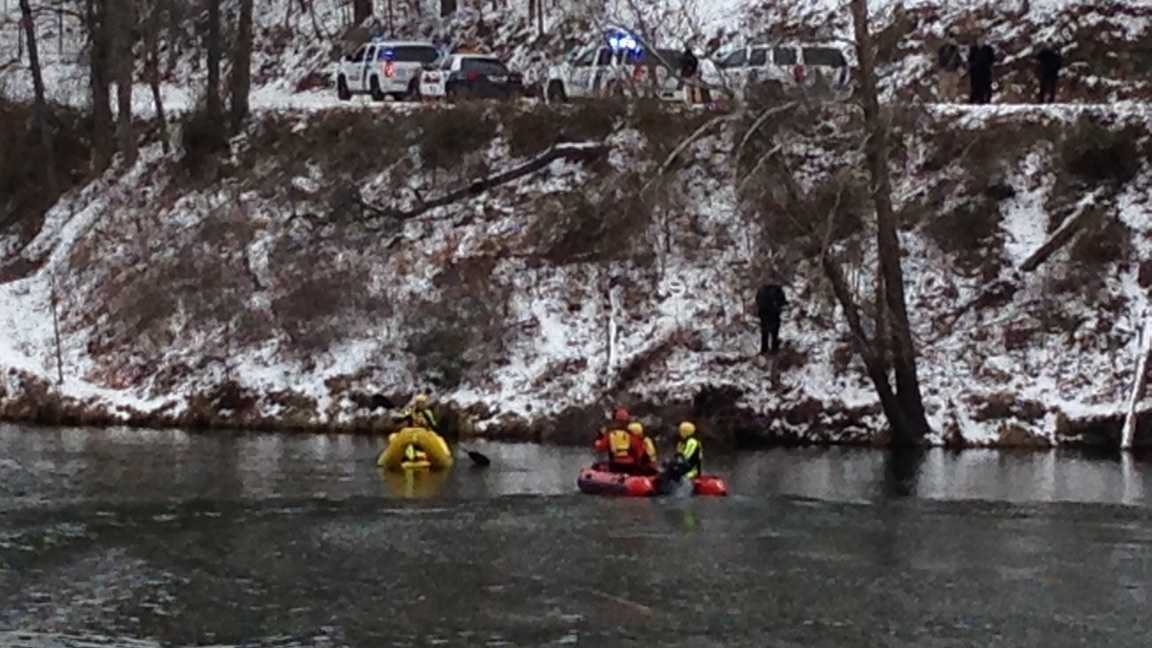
(613, 407), (630, 422)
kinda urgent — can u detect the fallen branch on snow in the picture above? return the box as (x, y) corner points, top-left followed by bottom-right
(1019, 188), (1106, 272)
(937, 188), (1109, 331)
(363, 141), (610, 227)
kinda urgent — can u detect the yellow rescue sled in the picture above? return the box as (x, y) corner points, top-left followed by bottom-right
(377, 427), (454, 471)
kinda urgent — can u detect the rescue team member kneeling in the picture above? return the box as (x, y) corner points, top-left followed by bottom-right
(668, 421), (702, 481)
(628, 422), (658, 470)
(399, 394), (438, 431)
(594, 408), (632, 465)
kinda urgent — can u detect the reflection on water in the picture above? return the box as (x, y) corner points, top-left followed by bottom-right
(376, 467), (450, 498)
(1, 424), (1151, 507)
(725, 446), (1151, 505)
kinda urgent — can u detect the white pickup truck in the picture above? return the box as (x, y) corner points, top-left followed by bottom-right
(335, 39), (442, 101)
(544, 33), (681, 104)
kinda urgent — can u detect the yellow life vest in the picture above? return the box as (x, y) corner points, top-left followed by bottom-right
(676, 437), (702, 479)
(608, 429), (632, 458)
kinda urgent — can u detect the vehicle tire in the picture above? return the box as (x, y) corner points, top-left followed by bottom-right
(606, 80), (625, 98)
(369, 76), (385, 102)
(545, 81), (568, 104)
(405, 79), (421, 102)
(337, 76), (351, 101)
(446, 85), (461, 103)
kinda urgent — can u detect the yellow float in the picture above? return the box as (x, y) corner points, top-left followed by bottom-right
(377, 427), (454, 471)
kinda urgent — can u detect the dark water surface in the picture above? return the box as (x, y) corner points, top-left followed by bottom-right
(2, 425), (1151, 646)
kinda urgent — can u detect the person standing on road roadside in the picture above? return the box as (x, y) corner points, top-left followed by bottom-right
(679, 45), (700, 104)
(1036, 44), (1063, 103)
(755, 282), (788, 355)
(936, 35), (964, 102)
(968, 37), (995, 104)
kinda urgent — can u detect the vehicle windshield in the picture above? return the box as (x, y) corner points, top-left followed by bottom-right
(624, 48), (677, 68)
(461, 58), (509, 75)
(803, 47), (847, 67)
(381, 46), (440, 64)
(719, 49), (746, 68)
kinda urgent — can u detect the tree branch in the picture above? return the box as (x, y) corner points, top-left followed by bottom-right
(364, 141), (610, 223)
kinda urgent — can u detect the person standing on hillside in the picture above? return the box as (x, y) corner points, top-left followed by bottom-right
(1036, 44), (1063, 103)
(755, 282), (788, 355)
(936, 35), (964, 102)
(968, 38), (995, 104)
(679, 44), (700, 104)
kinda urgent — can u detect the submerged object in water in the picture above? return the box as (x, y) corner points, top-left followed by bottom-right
(576, 463), (728, 497)
(377, 427), (454, 471)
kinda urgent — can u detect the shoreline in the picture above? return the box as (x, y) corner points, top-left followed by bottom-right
(2, 377), (1148, 451)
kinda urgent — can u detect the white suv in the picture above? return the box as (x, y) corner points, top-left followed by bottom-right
(705, 43), (853, 101)
(544, 38), (681, 103)
(335, 40), (442, 101)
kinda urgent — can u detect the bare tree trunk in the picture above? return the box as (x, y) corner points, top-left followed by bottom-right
(145, 0), (168, 153)
(1122, 315), (1152, 449)
(165, 0), (179, 72)
(353, 0), (371, 23)
(850, 0), (929, 445)
(230, 0), (254, 132)
(113, 0), (137, 166)
(50, 273), (64, 385)
(821, 252), (915, 439)
(19, 0), (58, 194)
(205, 0), (222, 122)
(87, 0), (115, 172)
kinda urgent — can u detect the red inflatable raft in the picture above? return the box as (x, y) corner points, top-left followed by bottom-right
(576, 463), (728, 497)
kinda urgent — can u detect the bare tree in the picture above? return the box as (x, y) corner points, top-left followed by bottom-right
(846, 0), (930, 444)
(230, 0), (254, 132)
(113, 0), (137, 165)
(143, 0), (169, 153)
(205, 0), (222, 122)
(353, 0), (371, 24)
(86, 0), (114, 171)
(19, 0), (58, 194)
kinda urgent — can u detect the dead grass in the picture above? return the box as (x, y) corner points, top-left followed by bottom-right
(403, 258), (512, 390)
(524, 177), (653, 265)
(1060, 115), (1146, 187)
(923, 198), (1005, 279)
(0, 100), (93, 277)
(411, 105), (499, 170)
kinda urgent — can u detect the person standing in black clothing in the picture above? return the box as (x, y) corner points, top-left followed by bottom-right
(679, 45), (700, 104)
(755, 283), (787, 355)
(1036, 45), (1063, 103)
(936, 35), (964, 101)
(967, 39), (995, 104)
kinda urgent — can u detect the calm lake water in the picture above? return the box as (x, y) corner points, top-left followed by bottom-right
(2, 424), (1151, 646)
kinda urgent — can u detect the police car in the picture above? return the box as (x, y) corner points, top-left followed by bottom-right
(704, 42), (854, 101)
(335, 39), (442, 101)
(544, 29), (680, 103)
(418, 53), (525, 101)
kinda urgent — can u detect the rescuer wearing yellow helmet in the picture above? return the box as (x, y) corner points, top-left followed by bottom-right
(628, 421), (658, 470)
(673, 421), (702, 480)
(400, 394), (438, 432)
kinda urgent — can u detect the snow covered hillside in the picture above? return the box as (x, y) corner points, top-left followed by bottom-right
(1, 99), (1150, 448)
(1, 0), (1151, 448)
